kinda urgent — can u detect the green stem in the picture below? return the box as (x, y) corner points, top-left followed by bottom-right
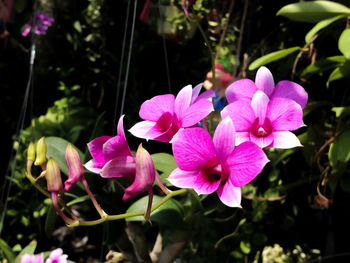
(80, 177), (107, 218)
(77, 189), (189, 227)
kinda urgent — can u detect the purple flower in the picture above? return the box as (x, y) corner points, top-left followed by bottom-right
(45, 248), (68, 263)
(85, 116), (155, 201)
(129, 84), (214, 143)
(20, 254), (44, 263)
(22, 13), (54, 37)
(221, 90), (303, 149)
(167, 117), (269, 207)
(226, 66), (308, 109)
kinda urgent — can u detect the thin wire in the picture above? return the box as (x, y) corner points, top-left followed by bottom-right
(120, 0), (138, 116)
(157, 0), (171, 93)
(0, 40), (36, 237)
(112, 0), (131, 135)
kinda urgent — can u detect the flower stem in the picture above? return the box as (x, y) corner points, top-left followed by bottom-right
(51, 192), (79, 226)
(155, 173), (171, 194)
(80, 177), (108, 218)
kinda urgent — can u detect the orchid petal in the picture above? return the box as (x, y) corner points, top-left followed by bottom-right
(225, 79), (257, 103)
(87, 136), (111, 163)
(226, 141), (269, 187)
(195, 89), (215, 102)
(139, 94), (175, 121)
(213, 117), (236, 161)
(123, 144), (155, 201)
(249, 132), (274, 148)
(167, 168), (199, 189)
(191, 83), (203, 103)
(103, 135), (133, 161)
(255, 66), (275, 96)
(172, 128), (216, 170)
(129, 120), (156, 140)
(84, 159), (102, 174)
(251, 90), (270, 125)
(192, 169), (221, 195)
(271, 131), (302, 149)
(216, 179), (242, 207)
(175, 85), (192, 121)
(235, 132), (250, 146)
(100, 156), (136, 180)
(181, 99), (214, 127)
(221, 101), (255, 132)
(272, 80), (308, 109)
(267, 98), (303, 131)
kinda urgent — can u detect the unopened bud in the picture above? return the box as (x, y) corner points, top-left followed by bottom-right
(27, 142), (36, 162)
(123, 144), (155, 201)
(64, 143), (85, 191)
(46, 158), (63, 193)
(34, 137), (47, 166)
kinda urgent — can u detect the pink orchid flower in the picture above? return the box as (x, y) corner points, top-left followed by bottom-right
(226, 66), (308, 109)
(221, 90), (303, 149)
(85, 116), (155, 202)
(168, 117), (269, 207)
(45, 248), (68, 263)
(129, 84), (214, 143)
(20, 254), (44, 263)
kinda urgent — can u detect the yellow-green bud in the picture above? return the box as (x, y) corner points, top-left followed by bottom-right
(46, 158), (63, 193)
(27, 142), (36, 161)
(34, 137), (47, 166)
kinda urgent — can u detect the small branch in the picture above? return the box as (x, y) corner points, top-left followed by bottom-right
(242, 194), (286, 202)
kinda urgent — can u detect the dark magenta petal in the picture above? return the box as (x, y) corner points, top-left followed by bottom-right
(139, 94), (175, 121)
(272, 80), (308, 109)
(87, 136), (111, 164)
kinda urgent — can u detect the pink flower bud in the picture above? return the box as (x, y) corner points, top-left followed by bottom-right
(123, 144), (155, 201)
(64, 143), (85, 191)
(46, 158), (63, 193)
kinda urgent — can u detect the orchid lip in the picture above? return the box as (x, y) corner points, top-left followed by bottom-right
(251, 117), (272, 138)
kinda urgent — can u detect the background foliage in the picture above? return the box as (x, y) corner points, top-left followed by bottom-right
(1, 0), (350, 262)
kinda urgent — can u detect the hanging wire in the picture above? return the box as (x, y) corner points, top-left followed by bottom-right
(112, 0), (131, 135)
(157, 0), (171, 93)
(119, 0), (138, 117)
(0, 14), (37, 236)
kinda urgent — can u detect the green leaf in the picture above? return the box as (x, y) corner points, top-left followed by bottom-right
(277, 1), (350, 23)
(329, 129), (350, 167)
(73, 21), (82, 33)
(126, 195), (184, 227)
(248, 47), (300, 70)
(301, 56), (346, 77)
(151, 153), (178, 185)
(0, 238), (16, 262)
(240, 240), (251, 254)
(332, 106), (350, 118)
(327, 67), (344, 87)
(45, 136), (84, 175)
(339, 28), (350, 59)
(14, 240), (37, 263)
(305, 15), (345, 44)
(45, 204), (57, 238)
(66, 195), (90, 206)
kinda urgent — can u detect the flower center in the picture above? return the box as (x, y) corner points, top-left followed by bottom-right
(202, 157), (228, 186)
(156, 112), (173, 133)
(251, 118), (272, 138)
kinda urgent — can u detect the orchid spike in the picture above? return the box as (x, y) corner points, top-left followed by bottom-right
(168, 117), (269, 207)
(226, 66), (308, 109)
(222, 90), (303, 149)
(20, 254), (44, 263)
(64, 143), (85, 191)
(129, 84), (214, 143)
(45, 248), (68, 263)
(46, 158), (63, 194)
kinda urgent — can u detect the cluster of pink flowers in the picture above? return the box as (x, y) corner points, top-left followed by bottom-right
(20, 248), (67, 263)
(82, 66), (307, 208)
(22, 13), (54, 37)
